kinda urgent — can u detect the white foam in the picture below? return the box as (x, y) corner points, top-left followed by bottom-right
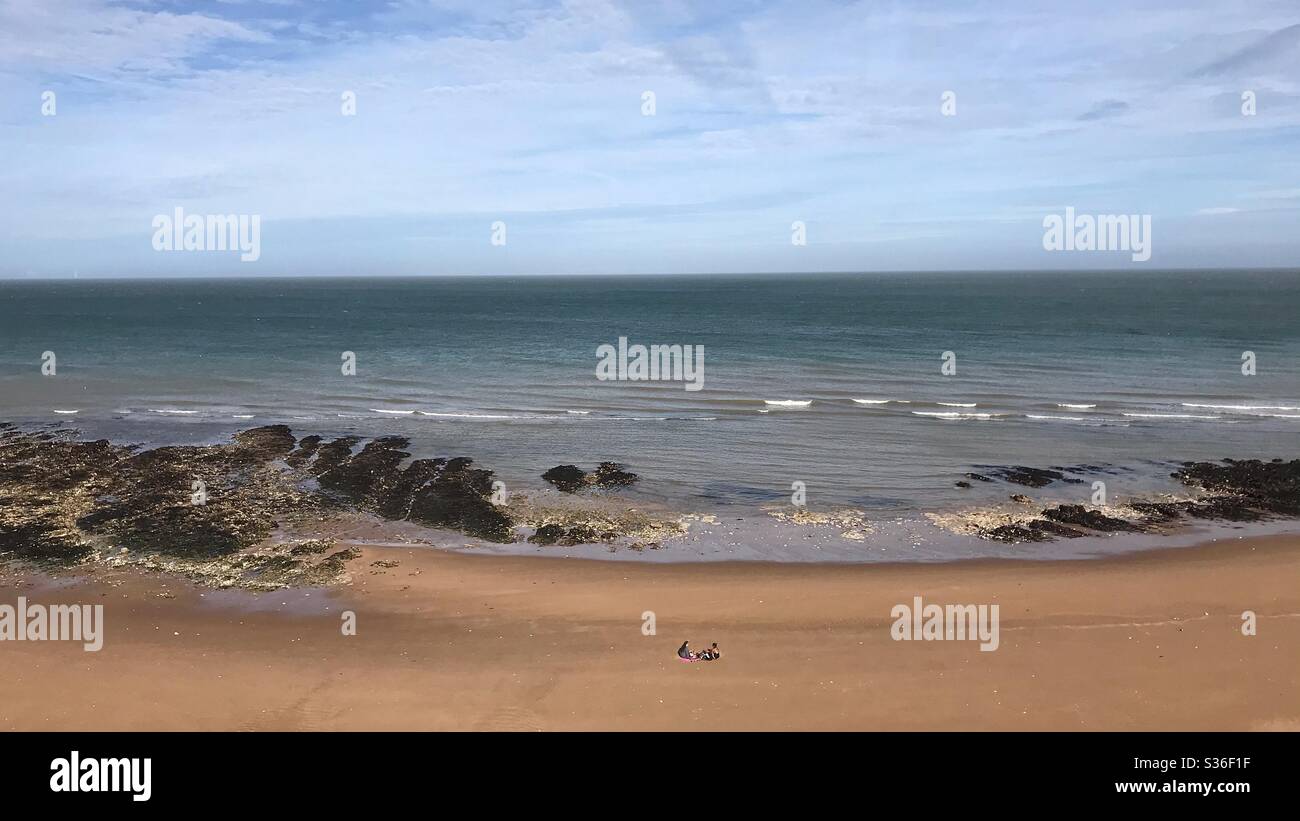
(1026, 414), (1088, 421)
(937, 402), (977, 408)
(912, 411), (995, 420)
(232, 414), (255, 419)
(149, 409), (198, 415)
(852, 399), (892, 405)
(370, 409), (415, 415)
(1182, 403), (1300, 411)
(52, 409), (80, 415)
(1122, 413), (1220, 419)
(1057, 403), (1097, 410)
(763, 400), (812, 407)
(419, 411), (523, 419)
(566, 410), (591, 415)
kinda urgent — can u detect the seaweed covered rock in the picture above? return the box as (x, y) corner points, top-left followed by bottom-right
(0, 426), (516, 572)
(542, 462), (639, 493)
(1040, 504), (1143, 533)
(528, 522), (619, 546)
(541, 465), (587, 492)
(1174, 459), (1300, 515)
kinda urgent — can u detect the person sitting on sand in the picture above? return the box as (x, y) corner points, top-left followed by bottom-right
(677, 640), (695, 660)
(698, 642), (721, 661)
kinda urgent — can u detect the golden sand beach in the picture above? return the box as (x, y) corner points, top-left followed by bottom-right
(2, 534), (1296, 731)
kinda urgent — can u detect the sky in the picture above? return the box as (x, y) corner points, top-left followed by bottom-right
(1, 0), (1298, 277)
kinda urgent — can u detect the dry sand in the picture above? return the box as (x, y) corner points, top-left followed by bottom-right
(1, 534), (1297, 731)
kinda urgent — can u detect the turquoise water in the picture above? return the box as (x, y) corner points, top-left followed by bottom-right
(2, 270), (1298, 515)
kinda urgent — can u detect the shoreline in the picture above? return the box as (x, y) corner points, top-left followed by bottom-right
(3, 532), (1296, 731)
(4, 423), (1299, 576)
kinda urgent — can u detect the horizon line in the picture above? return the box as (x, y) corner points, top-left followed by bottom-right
(3, 266), (1300, 283)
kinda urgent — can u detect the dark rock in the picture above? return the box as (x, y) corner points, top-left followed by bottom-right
(1026, 519), (1086, 538)
(1174, 459), (1300, 516)
(285, 435), (323, 468)
(0, 425), (517, 571)
(591, 462), (638, 488)
(1010, 494), (1032, 504)
(983, 524), (1053, 543)
(528, 522), (618, 546)
(955, 481), (971, 489)
(1041, 504), (1143, 533)
(542, 465), (588, 492)
(542, 463), (639, 492)
(529, 524), (566, 545)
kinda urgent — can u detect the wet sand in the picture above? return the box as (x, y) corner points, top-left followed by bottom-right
(1, 534), (1297, 731)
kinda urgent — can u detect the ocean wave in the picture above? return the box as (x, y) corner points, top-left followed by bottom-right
(1026, 414), (1089, 421)
(851, 399), (893, 405)
(232, 414), (255, 419)
(1122, 413), (1220, 419)
(937, 402), (977, 408)
(1057, 403), (1097, 410)
(1182, 403), (1300, 411)
(369, 408), (416, 415)
(912, 411), (996, 420)
(148, 409), (199, 415)
(763, 400), (812, 407)
(419, 411), (531, 419)
(52, 409), (80, 415)
(566, 410), (591, 415)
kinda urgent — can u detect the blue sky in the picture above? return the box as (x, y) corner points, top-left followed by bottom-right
(1, 0), (1298, 277)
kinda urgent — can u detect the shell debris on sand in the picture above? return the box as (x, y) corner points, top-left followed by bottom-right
(763, 506), (874, 540)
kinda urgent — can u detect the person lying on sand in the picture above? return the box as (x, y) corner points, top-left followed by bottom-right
(678, 640), (721, 661)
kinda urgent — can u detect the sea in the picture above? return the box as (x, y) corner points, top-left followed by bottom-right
(2, 270), (1297, 559)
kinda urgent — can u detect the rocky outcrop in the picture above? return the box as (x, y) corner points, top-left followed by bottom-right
(542, 462), (639, 493)
(959, 458), (1298, 544)
(0, 426), (515, 578)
